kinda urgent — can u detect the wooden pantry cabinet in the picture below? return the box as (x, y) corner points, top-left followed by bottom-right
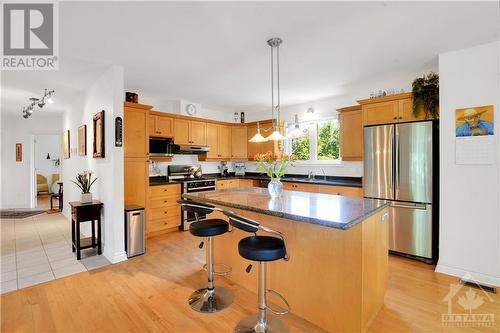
(147, 184), (181, 237)
(205, 123), (231, 159)
(338, 105), (363, 161)
(124, 102), (151, 212)
(174, 119), (207, 145)
(149, 113), (174, 137)
(124, 102), (151, 158)
(358, 93), (431, 126)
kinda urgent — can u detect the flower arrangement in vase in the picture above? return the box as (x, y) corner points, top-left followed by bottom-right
(71, 170), (98, 203)
(254, 151), (297, 198)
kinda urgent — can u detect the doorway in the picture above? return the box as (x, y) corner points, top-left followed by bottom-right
(32, 134), (61, 210)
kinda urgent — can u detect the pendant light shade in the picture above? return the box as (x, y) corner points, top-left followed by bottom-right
(249, 122), (269, 142)
(267, 129), (286, 141)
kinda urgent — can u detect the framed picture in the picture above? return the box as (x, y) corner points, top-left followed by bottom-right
(78, 125), (87, 156)
(15, 143), (22, 162)
(455, 105), (494, 137)
(63, 130), (70, 159)
(93, 110), (105, 158)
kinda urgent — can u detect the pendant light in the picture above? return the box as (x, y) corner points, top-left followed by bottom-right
(287, 114), (304, 139)
(249, 122), (268, 143)
(249, 37), (286, 142)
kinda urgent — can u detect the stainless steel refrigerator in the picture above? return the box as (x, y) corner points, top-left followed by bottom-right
(364, 121), (438, 262)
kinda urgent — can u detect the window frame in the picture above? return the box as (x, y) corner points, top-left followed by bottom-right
(285, 117), (342, 165)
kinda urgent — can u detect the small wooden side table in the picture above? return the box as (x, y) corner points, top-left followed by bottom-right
(69, 200), (103, 260)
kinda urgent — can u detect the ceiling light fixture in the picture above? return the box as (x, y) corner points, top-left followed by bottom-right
(249, 37), (286, 142)
(22, 89), (55, 119)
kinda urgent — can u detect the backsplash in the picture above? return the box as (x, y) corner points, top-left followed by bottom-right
(149, 155), (238, 176)
(149, 154), (363, 178)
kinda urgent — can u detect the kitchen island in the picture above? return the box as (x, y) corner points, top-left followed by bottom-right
(183, 187), (390, 333)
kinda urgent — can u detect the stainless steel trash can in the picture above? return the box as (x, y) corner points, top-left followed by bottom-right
(125, 205), (146, 258)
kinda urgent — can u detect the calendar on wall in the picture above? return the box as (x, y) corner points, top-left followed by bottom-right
(455, 105), (495, 165)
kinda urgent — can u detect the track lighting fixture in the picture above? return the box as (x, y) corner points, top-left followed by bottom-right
(22, 89), (55, 119)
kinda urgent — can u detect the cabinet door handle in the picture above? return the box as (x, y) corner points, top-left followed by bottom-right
(399, 116), (403, 119)
(393, 117), (397, 120)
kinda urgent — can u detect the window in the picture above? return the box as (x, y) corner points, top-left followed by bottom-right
(317, 120), (340, 160)
(291, 129), (310, 160)
(287, 119), (340, 163)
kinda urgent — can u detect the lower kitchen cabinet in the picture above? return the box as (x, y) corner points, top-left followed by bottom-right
(283, 182), (319, 193)
(318, 185), (363, 197)
(238, 179), (255, 187)
(147, 184), (181, 237)
(282, 181), (363, 197)
(217, 179), (239, 190)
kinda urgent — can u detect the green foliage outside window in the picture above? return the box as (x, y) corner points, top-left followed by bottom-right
(317, 121), (339, 160)
(291, 133), (310, 160)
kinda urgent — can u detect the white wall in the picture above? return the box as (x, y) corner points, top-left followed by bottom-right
(35, 134), (61, 192)
(437, 41), (500, 287)
(62, 65), (126, 264)
(0, 114), (62, 208)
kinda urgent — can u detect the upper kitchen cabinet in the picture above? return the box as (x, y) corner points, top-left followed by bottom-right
(149, 112), (174, 137)
(231, 126), (247, 159)
(338, 105), (363, 161)
(124, 102), (151, 158)
(358, 92), (435, 126)
(204, 123), (231, 160)
(174, 118), (206, 145)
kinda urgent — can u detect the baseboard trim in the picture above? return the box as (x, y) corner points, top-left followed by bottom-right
(436, 263), (500, 287)
(105, 251), (128, 264)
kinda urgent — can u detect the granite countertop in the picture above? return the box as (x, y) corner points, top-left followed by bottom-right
(182, 187), (388, 230)
(150, 173), (362, 188)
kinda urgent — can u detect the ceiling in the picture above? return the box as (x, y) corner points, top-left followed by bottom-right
(2, 1), (499, 115)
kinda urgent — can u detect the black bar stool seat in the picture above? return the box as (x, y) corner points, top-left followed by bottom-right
(190, 219), (229, 237)
(239, 236), (286, 262)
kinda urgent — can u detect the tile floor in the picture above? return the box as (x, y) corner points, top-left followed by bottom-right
(0, 212), (110, 294)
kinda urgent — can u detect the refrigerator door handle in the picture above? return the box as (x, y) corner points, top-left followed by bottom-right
(395, 126), (400, 198)
(391, 202), (427, 210)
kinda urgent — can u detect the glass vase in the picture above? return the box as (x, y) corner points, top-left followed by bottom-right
(268, 178), (283, 198)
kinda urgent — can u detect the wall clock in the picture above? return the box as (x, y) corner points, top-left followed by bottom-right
(186, 104), (197, 116)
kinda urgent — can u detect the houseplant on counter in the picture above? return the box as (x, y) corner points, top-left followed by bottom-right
(71, 170), (98, 203)
(255, 151), (297, 198)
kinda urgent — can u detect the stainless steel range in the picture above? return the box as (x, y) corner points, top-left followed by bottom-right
(168, 165), (217, 231)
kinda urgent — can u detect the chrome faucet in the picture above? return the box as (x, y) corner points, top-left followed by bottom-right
(308, 170), (314, 180)
(320, 168), (327, 181)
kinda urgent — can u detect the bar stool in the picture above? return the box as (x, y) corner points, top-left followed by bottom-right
(179, 200), (233, 313)
(224, 211), (290, 333)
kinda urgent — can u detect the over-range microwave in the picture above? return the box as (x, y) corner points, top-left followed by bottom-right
(149, 137), (174, 157)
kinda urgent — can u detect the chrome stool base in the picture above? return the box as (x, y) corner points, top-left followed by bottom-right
(188, 286), (233, 313)
(235, 314), (289, 333)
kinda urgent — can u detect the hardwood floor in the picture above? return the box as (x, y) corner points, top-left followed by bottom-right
(1, 231), (499, 333)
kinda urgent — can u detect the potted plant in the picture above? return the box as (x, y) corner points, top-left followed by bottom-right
(254, 151), (297, 198)
(72, 170), (98, 203)
(412, 72), (439, 119)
